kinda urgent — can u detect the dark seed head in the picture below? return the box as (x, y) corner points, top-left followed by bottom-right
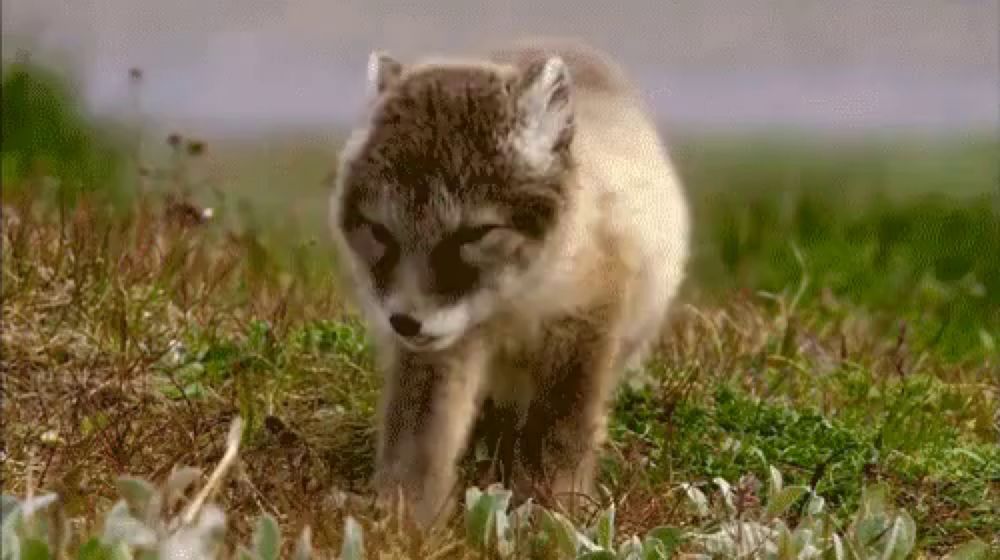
(186, 140), (206, 157)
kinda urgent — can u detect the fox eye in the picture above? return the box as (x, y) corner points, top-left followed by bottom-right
(453, 225), (502, 246)
(349, 217), (397, 267)
(368, 221), (395, 247)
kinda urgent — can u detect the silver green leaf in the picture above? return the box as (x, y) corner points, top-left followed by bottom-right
(101, 502), (157, 550)
(768, 465), (784, 501)
(339, 516), (364, 560)
(766, 485), (810, 518)
(946, 539), (989, 560)
(579, 551), (616, 560)
(882, 511), (916, 560)
(806, 493), (826, 517)
(680, 484), (709, 517)
(115, 478), (157, 519)
(464, 488), (497, 549)
(539, 509), (580, 557)
(594, 503), (615, 550)
(163, 468), (202, 512)
(292, 526), (313, 560)
(252, 514), (280, 560)
(645, 526), (683, 559)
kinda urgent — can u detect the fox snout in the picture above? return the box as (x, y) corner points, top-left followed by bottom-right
(388, 313), (422, 337)
(382, 294), (474, 352)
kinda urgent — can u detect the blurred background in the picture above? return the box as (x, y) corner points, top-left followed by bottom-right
(3, 0), (998, 133)
(2, 4), (999, 547)
(2, 0), (999, 358)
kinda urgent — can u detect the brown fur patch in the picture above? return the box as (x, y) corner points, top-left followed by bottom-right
(329, 37), (689, 529)
(339, 63), (572, 243)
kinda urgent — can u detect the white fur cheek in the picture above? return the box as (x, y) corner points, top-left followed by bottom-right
(511, 130), (556, 172)
(352, 287), (389, 337)
(420, 303), (471, 339)
(467, 291), (499, 324)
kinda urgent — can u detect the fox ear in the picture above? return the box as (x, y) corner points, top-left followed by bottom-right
(513, 56), (574, 169)
(366, 50), (403, 97)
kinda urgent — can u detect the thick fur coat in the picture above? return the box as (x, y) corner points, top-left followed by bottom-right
(328, 37), (690, 528)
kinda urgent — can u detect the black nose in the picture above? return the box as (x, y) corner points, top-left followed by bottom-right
(389, 313), (422, 337)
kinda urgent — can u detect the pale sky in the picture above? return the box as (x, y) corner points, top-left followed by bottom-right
(3, 0), (998, 132)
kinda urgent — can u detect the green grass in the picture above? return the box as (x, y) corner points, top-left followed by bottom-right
(1, 60), (998, 558)
(2, 58), (129, 206)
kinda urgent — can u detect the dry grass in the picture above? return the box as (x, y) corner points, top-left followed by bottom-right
(2, 186), (997, 557)
(4, 55), (998, 558)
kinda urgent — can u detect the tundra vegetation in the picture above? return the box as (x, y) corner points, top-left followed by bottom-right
(2, 58), (998, 559)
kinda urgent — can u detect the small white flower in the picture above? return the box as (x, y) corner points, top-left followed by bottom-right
(40, 429), (63, 446)
(167, 339), (187, 365)
(201, 207), (215, 219)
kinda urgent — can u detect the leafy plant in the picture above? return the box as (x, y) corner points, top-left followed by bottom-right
(462, 484), (683, 559)
(0, 417), (365, 560)
(1, 57), (125, 204)
(687, 465), (919, 559)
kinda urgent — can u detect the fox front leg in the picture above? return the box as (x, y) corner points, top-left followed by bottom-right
(373, 340), (488, 528)
(513, 309), (622, 514)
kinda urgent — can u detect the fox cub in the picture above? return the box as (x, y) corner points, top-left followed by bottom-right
(328, 38), (690, 527)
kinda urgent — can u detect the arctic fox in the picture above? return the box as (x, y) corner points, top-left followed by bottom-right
(328, 37), (690, 528)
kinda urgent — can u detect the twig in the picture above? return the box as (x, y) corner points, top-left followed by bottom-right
(179, 416), (244, 526)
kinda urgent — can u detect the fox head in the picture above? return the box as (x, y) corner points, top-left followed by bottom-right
(330, 50), (577, 352)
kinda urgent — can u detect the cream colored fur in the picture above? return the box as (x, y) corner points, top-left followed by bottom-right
(328, 37), (689, 528)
